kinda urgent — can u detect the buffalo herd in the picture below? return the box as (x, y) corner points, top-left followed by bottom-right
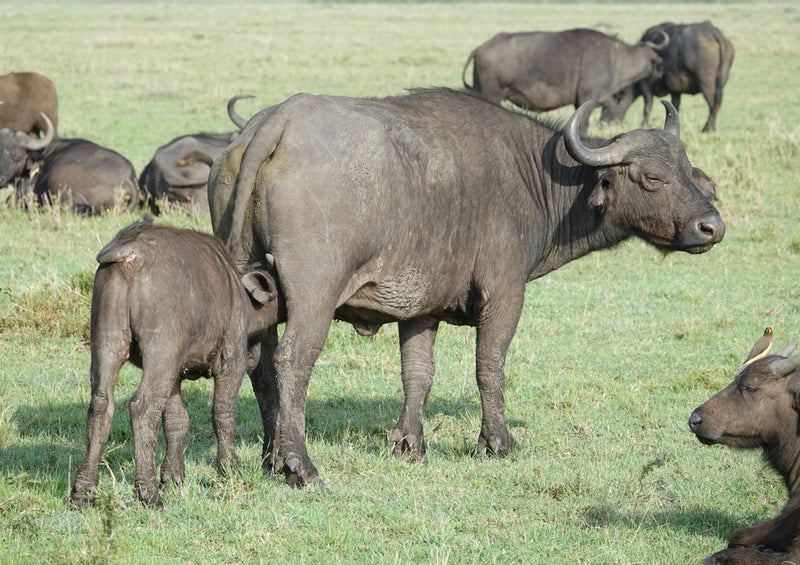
(8, 14), (786, 565)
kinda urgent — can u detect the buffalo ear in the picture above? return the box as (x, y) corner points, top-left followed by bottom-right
(589, 169), (617, 210)
(692, 167), (718, 202)
(242, 270), (277, 305)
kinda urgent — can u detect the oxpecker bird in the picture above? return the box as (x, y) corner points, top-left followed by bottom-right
(744, 327), (773, 365)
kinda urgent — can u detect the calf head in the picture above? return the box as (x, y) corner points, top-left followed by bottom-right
(689, 335), (800, 490)
(565, 100), (725, 254)
(0, 112), (53, 187)
(241, 254), (284, 336)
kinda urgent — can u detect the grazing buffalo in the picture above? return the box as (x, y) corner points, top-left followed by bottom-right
(139, 95), (254, 215)
(1, 114), (138, 215)
(0, 72), (58, 138)
(689, 335), (800, 564)
(601, 21), (734, 132)
(209, 88), (724, 488)
(461, 28), (667, 129)
(70, 219), (282, 508)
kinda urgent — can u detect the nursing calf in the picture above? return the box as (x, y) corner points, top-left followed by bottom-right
(70, 219), (281, 508)
(689, 333), (800, 564)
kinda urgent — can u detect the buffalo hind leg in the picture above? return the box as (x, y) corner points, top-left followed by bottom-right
(270, 307), (332, 487)
(159, 383), (189, 486)
(389, 318), (439, 461)
(474, 288), (524, 456)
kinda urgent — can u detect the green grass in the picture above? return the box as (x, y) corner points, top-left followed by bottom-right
(1, 2), (800, 563)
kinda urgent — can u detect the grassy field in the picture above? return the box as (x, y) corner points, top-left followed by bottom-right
(1, 2), (800, 563)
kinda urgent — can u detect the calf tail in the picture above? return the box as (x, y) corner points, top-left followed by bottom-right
(461, 49), (477, 90)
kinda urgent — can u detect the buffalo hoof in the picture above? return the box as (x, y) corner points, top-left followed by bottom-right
(702, 547), (788, 565)
(476, 430), (515, 456)
(68, 488), (95, 509)
(134, 483), (163, 509)
(388, 428), (427, 462)
(280, 452), (320, 488)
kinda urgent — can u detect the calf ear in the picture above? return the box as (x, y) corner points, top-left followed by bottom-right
(242, 270), (277, 305)
(589, 169), (617, 211)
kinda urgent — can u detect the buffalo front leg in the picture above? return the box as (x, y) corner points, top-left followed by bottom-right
(248, 326), (280, 471)
(474, 288), (524, 456)
(211, 355), (247, 475)
(270, 308), (332, 487)
(159, 383), (189, 486)
(389, 318), (439, 461)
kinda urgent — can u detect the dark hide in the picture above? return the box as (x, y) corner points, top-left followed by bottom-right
(689, 337), (800, 563)
(461, 28), (665, 130)
(69, 219), (281, 508)
(209, 87), (724, 487)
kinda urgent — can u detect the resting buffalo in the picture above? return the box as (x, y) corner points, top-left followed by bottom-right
(601, 21), (734, 132)
(461, 28), (667, 129)
(139, 94), (253, 215)
(70, 219), (282, 508)
(0, 72), (58, 138)
(209, 88), (725, 488)
(689, 335), (800, 564)
(1, 114), (138, 215)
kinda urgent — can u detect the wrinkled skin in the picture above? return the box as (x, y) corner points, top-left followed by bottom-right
(601, 21), (734, 133)
(69, 220), (281, 508)
(689, 339), (800, 563)
(0, 72), (58, 138)
(462, 28), (665, 130)
(210, 88), (724, 488)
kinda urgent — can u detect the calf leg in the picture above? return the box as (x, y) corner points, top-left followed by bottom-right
(130, 355), (180, 508)
(389, 318), (439, 461)
(159, 383), (189, 486)
(211, 351), (247, 474)
(70, 270), (131, 508)
(69, 347), (127, 507)
(474, 288), (524, 456)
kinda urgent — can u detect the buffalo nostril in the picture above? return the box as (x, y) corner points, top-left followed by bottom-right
(697, 216), (726, 243)
(688, 411), (703, 431)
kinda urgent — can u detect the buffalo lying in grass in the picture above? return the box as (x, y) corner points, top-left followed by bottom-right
(689, 333), (800, 564)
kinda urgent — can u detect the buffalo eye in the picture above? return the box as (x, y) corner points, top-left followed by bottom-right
(642, 175), (667, 192)
(743, 386), (758, 395)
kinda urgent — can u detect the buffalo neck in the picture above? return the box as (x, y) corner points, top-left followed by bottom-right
(526, 131), (630, 281)
(766, 416), (800, 498)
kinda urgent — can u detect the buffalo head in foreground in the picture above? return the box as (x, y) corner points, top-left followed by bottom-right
(690, 332), (800, 564)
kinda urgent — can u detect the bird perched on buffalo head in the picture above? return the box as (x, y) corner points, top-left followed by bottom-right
(744, 327), (773, 366)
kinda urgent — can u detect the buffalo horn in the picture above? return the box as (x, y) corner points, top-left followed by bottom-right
(775, 341), (799, 358)
(227, 94), (255, 130)
(564, 101), (630, 167)
(661, 100), (681, 139)
(770, 352), (800, 377)
(644, 29), (669, 51)
(20, 112), (55, 151)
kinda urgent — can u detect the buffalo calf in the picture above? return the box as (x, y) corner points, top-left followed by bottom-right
(689, 332), (800, 564)
(70, 219), (281, 508)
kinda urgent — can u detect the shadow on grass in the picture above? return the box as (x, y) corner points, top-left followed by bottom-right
(2, 387), (525, 481)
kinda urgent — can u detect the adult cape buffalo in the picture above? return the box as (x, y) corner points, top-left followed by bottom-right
(209, 88), (725, 487)
(0, 72), (58, 138)
(462, 28), (667, 130)
(601, 21), (734, 132)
